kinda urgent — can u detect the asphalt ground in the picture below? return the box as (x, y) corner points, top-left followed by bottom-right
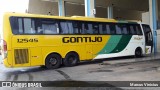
(0, 53), (160, 90)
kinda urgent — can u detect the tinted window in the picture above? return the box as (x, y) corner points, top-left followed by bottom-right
(142, 25), (152, 33)
(115, 24), (130, 35)
(10, 17), (59, 35)
(110, 24), (116, 34)
(129, 25), (136, 35)
(72, 21), (81, 34)
(60, 21), (74, 34)
(10, 17), (142, 35)
(115, 24), (122, 34)
(135, 25), (142, 35)
(102, 24), (113, 34)
(93, 23), (99, 34)
(24, 18), (35, 34)
(86, 23), (93, 34)
(129, 24), (142, 35)
(99, 24), (103, 34)
(106, 24), (111, 34)
(121, 24), (129, 35)
(41, 19), (59, 34)
(18, 18), (23, 34)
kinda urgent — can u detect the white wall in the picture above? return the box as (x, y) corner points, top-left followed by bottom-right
(114, 8), (144, 20)
(96, 7), (107, 18)
(28, 0), (143, 20)
(28, 0), (58, 15)
(65, 2), (85, 16)
(142, 12), (150, 25)
(65, 3), (107, 18)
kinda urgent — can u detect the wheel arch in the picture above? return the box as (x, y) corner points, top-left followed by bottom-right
(135, 47), (143, 53)
(135, 47), (143, 57)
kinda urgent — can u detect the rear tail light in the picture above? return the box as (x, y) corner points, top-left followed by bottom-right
(2, 40), (7, 59)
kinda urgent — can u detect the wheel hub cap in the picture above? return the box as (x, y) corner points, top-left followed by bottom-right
(49, 58), (57, 65)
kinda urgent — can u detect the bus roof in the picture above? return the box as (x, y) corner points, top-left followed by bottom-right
(4, 12), (141, 24)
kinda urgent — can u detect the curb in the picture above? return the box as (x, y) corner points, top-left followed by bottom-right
(102, 55), (160, 65)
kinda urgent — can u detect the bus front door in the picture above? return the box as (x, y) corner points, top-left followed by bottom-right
(142, 24), (153, 54)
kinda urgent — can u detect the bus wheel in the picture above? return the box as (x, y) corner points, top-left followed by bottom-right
(45, 54), (61, 69)
(135, 48), (142, 58)
(63, 52), (79, 67)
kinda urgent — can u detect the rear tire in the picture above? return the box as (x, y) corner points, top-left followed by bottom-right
(135, 48), (142, 58)
(63, 52), (79, 67)
(45, 54), (61, 69)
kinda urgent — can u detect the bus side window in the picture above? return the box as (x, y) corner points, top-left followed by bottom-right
(121, 24), (129, 35)
(122, 27), (128, 35)
(73, 21), (81, 34)
(31, 19), (36, 33)
(86, 23), (93, 34)
(37, 27), (43, 34)
(11, 17), (37, 35)
(42, 24), (58, 34)
(100, 24), (106, 34)
(81, 23), (86, 34)
(110, 24), (116, 34)
(115, 24), (122, 34)
(99, 24), (103, 34)
(135, 25), (142, 35)
(105, 24), (111, 34)
(78, 22), (82, 34)
(129, 25), (136, 35)
(60, 21), (69, 34)
(18, 18), (23, 34)
(35, 19), (43, 34)
(10, 17), (19, 34)
(93, 23), (99, 34)
(67, 21), (74, 34)
(24, 18), (36, 34)
(42, 22), (58, 34)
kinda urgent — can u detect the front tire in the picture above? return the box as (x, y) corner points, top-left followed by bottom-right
(63, 52), (79, 67)
(135, 48), (142, 58)
(45, 54), (61, 69)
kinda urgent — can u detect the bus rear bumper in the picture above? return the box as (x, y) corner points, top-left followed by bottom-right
(3, 58), (12, 68)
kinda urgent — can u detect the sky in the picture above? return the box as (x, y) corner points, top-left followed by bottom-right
(0, 0), (29, 14)
(0, 0), (29, 36)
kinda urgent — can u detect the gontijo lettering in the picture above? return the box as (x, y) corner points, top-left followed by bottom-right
(62, 37), (102, 43)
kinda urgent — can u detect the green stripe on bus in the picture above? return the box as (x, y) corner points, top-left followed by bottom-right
(98, 35), (122, 54)
(110, 35), (132, 53)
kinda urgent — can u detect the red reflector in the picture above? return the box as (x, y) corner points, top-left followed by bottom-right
(3, 40), (7, 52)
